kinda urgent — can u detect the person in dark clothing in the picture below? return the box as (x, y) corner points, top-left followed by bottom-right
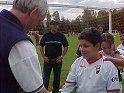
(0, 0), (48, 93)
(39, 20), (69, 93)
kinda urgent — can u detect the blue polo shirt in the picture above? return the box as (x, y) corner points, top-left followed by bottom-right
(40, 32), (69, 58)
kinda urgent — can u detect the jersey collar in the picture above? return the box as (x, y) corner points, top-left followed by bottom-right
(86, 54), (102, 64)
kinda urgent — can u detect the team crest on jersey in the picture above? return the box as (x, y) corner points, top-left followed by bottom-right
(111, 75), (119, 82)
(95, 65), (101, 74)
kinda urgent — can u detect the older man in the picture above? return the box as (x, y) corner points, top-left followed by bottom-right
(0, 0), (48, 93)
(40, 20), (69, 93)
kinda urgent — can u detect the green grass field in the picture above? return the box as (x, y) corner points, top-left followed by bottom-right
(32, 33), (124, 92)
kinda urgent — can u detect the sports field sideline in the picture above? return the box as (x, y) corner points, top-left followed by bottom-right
(32, 33), (124, 92)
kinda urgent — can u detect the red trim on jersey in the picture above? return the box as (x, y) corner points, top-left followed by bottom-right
(65, 81), (76, 84)
(107, 89), (120, 92)
(86, 54), (102, 64)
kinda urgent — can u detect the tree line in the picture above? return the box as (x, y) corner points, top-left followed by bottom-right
(31, 8), (124, 34)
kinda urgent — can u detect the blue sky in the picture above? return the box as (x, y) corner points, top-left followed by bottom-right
(0, 0), (124, 20)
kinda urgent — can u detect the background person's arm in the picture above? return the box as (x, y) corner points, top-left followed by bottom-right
(58, 33), (69, 63)
(104, 57), (124, 67)
(57, 47), (68, 63)
(62, 47), (68, 57)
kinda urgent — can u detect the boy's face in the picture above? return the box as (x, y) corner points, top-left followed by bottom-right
(79, 40), (100, 60)
(49, 25), (58, 33)
(101, 41), (114, 55)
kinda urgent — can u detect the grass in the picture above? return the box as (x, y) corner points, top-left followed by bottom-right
(32, 33), (124, 92)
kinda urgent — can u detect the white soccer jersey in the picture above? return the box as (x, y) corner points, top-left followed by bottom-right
(117, 44), (124, 56)
(118, 49), (124, 56)
(99, 50), (124, 93)
(117, 44), (124, 51)
(61, 56), (120, 93)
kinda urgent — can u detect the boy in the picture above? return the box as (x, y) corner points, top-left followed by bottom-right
(61, 27), (120, 93)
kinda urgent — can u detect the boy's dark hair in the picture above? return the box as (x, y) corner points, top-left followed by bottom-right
(78, 27), (102, 46)
(101, 33), (114, 47)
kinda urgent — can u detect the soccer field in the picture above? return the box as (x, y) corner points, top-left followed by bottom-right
(32, 33), (124, 92)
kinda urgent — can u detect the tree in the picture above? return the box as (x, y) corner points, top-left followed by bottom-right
(59, 17), (71, 33)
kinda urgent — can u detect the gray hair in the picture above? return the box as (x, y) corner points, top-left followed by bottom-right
(13, 0), (48, 16)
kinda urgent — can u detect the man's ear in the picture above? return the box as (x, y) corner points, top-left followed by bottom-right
(28, 8), (39, 17)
